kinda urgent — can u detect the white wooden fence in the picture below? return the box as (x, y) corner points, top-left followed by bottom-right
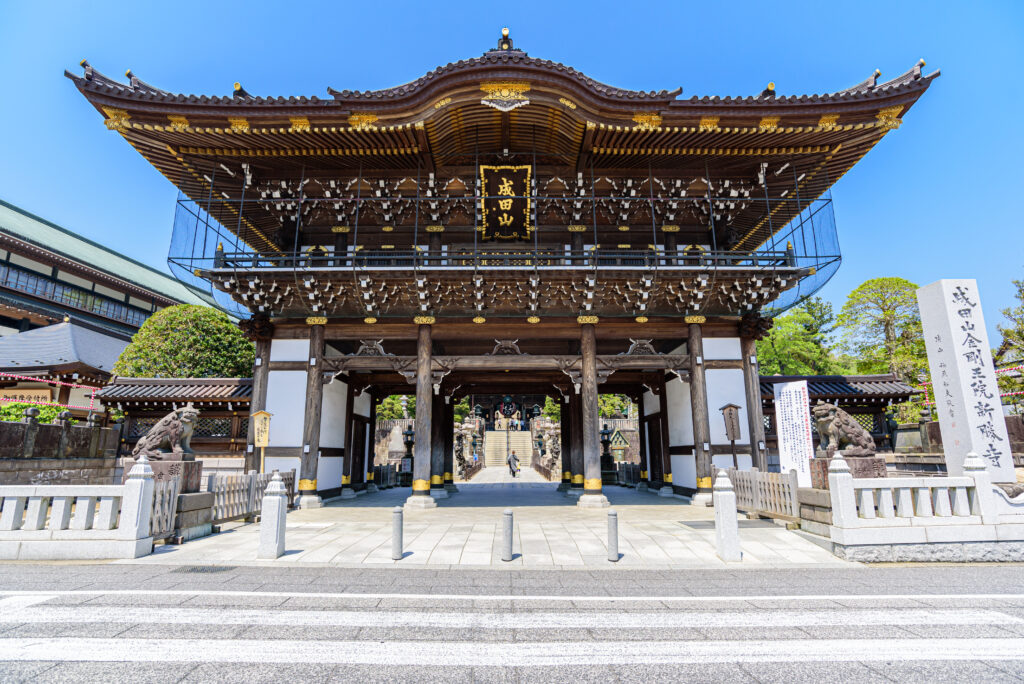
(0, 456), (157, 559)
(726, 467), (799, 520)
(206, 470), (295, 525)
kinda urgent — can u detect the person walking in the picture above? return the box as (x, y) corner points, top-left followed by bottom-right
(507, 449), (520, 477)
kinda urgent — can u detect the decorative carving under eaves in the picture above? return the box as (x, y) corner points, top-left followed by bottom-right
(738, 312), (774, 340)
(620, 339), (657, 356)
(237, 313), (275, 341)
(354, 340), (391, 356)
(488, 339), (525, 355)
(389, 357), (418, 385)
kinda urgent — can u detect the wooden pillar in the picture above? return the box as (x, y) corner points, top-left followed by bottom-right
(664, 233), (678, 265)
(579, 323), (608, 506)
(657, 374), (674, 495)
(557, 397), (571, 491)
(340, 382), (356, 499)
(365, 394), (378, 491)
(332, 231), (349, 266)
(741, 337), (768, 471)
(443, 398), (457, 492)
(568, 391), (584, 495)
(688, 320), (713, 498)
(637, 394), (650, 491)
(246, 337), (271, 473)
(430, 393), (444, 492)
(57, 383), (71, 407)
(298, 323), (325, 508)
(407, 323), (436, 507)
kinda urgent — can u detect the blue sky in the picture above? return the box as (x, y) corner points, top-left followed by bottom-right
(1, 1), (1021, 340)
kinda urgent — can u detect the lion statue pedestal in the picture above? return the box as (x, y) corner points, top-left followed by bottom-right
(120, 404), (204, 494)
(808, 401), (888, 490)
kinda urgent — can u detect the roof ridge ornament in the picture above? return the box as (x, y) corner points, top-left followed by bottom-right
(488, 27), (521, 54)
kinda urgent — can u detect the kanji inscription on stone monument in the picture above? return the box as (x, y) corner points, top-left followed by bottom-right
(917, 279), (1014, 482)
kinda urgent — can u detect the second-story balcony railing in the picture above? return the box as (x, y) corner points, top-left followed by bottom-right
(208, 246), (804, 273)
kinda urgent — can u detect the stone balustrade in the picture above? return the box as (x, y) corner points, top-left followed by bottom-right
(827, 453), (1024, 561)
(0, 455), (156, 560)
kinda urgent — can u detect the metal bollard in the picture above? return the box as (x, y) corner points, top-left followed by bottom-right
(392, 506), (404, 561)
(607, 509), (619, 562)
(501, 508), (514, 562)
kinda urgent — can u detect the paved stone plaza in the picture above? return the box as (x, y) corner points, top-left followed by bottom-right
(131, 467), (845, 568)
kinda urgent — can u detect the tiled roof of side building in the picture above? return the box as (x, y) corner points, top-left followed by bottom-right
(98, 377), (252, 403)
(0, 199), (216, 309)
(0, 321), (127, 375)
(759, 374), (919, 401)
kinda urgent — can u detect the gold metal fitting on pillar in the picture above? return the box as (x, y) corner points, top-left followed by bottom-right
(305, 316), (327, 325)
(696, 476), (712, 488)
(444, 472), (453, 482)
(412, 479), (430, 492)
(664, 473), (672, 483)
(571, 474), (584, 484)
(584, 478), (603, 490)
(298, 479), (317, 492)
(684, 315), (706, 324)
(430, 474), (443, 485)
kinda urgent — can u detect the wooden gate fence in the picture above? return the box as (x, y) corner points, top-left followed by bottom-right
(726, 467), (799, 520)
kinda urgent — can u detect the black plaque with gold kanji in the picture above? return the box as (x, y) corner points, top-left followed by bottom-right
(479, 165), (531, 240)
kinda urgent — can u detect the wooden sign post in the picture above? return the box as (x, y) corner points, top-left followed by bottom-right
(720, 403), (743, 468)
(252, 410), (272, 472)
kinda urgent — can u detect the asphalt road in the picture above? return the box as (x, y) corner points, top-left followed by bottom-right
(1, 563), (1023, 682)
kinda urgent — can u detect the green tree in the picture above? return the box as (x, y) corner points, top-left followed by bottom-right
(542, 396), (561, 421)
(599, 394), (635, 418)
(996, 278), (1024, 413)
(112, 305), (254, 378)
(0, 403), (70, 424)
(758, 307), (849, 375)
(836, 277), (926, 383)
(377, 395), (414, 420)
(453, 397), (470, 422)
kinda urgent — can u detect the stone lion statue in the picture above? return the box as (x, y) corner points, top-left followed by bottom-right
(132, 404), (199, 460)
(812, 401), (876, 457)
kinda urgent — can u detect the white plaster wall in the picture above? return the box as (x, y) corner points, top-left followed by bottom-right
(319, 379), (348, 449)
(266, 371), (306, 446)
(706, 368), (749, 444)
(270, 339), (309, 362)
(703, 337), (742, 360)
(672, 454), (697, 490)
(665, 379), (693, 446)
(642, 390), (658, 416)
(264, 456), (299, 482)
(353, 391), (371, 417)
(712, 452), (753, 472)
(317, 455), (343, 490)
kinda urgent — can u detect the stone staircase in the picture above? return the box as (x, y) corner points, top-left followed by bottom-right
(484, 430), (534, 467)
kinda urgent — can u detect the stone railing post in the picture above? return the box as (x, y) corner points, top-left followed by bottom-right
(787, 468), (800, 518)
(258, 471), (288, 559)
(963, 452), (998, 525)
(119, 453), (154, 542)
(713, 469), (742, 562)
(55, 410), (73, 458)
(827, 455), (857, 527)
(21, 407), (40, 459)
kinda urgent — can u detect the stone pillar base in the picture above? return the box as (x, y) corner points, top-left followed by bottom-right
(339, 488), (357, 500)
(566, 488), (583, 498)
(636, 482), (649, 492)
(366, 483), (379, 493)
(296, 494), (323, 509)
(404, 494), (437, 509)
(658, 486), (675, 498)
(556, 482), (570, 492)
(576, 493), (610, 509)
(429, 489), (449, 499)
(691, 490), (713, 507)
(444, 483), (459, 493)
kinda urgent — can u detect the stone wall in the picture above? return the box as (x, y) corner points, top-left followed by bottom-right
(0, 408), (120, 485)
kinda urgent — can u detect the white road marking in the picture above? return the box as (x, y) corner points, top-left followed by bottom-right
(0, 606), (1018, 629)
(0, 589), (1022, 603)
(0, 637), (1022, 665)
(0, 595), (56, 610)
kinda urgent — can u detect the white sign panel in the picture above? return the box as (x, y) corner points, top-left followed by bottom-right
(918, 279), (1014, 481)
(773, 380), (814, 487)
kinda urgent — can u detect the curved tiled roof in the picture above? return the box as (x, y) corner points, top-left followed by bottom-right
(760, 374), (918, 402)
(98, 377), (252, 403)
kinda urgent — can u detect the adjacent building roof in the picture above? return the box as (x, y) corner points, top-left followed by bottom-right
(0, 321), (128, 378)
(760, 374), (918, 403)
(0, 199), (216, 308)
(98, 377), (252, 404)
